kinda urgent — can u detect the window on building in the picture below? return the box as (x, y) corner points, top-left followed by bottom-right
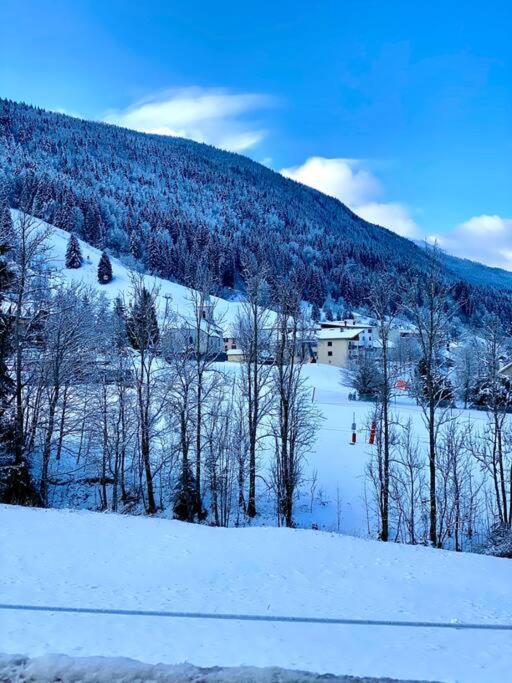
(328, 351), (333, 357)
(327, 341), (332, 347)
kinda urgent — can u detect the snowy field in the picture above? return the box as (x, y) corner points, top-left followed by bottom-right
(1, 505), (511, 682)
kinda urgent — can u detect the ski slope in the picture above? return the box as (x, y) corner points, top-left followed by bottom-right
(14, 210), (245, 333)
(298, 364), (490, 538)
(1, 505), (511, 682)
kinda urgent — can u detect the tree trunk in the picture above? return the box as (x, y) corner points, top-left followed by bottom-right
(428, 400), (437, 546)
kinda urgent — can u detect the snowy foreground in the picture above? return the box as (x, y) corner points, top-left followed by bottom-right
(1, 506), (511, 683)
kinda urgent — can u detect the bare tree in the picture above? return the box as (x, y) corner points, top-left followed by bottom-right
(437, 420), (482, 550)
(406, 243), (457, 546)
(270, 279), (320, 527)
(37, 284), (98, 504)
(453, 334), (483, 409)
(390, 418), (428, 545)
(165, 342), (199, 522)
(236, 262), (274, 518)
(9, 206), (54, 482)
(185, 265), (225, 517)
(126, 275), (167, 514)
(367, 274), (402, 541)
(203, 375), (238, 527)
(469, 315), (512, 526)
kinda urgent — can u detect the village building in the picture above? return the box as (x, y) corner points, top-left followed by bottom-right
(226, 347), (244, 363)
(316, 328), (362, 367)
(162, 298), (225, 359)
(315, 318), (377, 368)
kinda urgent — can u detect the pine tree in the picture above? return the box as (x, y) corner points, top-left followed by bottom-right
(83, 202), (102, 246)
(97, 251), (113, 284)
(126, 287), (160, 351)
(311, 302), (320, 322)
(65, 233), (83, 269)
(112, 296), (127, 350)
(129, 229), (141, 260)
(147, 231), (162, 274)
(173, 460), (203, 522)
(0, 204), (15, 246)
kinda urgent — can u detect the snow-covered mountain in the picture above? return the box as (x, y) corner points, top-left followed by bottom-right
(2, 98), (512, 326)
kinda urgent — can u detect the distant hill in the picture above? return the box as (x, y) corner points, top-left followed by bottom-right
(439, 251), (512, 290)
(1, 98), (511, 324)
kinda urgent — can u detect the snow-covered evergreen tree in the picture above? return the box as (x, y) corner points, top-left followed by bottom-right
(112, 296), (127, 349)
(97, 251), (113, 284)
(126, 286), (160, 351)
(0, 204), (15, 246)
(65, 233), (83, 269)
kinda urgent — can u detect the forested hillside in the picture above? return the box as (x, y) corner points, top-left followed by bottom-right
(1, 98), (511, 324)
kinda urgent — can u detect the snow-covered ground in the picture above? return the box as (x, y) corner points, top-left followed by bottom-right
(1, 505), (511, 682)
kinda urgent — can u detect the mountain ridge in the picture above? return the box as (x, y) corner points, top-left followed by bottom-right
(1, 98), (511, 323)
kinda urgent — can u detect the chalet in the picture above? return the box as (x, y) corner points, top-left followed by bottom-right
(315, 317), (418, 368)
(315, 318), (376, 367)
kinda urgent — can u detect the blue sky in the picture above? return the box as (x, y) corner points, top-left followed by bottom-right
(1, 0), (511, 266)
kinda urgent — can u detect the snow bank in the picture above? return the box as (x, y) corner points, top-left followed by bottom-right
(0, 654), (429, 683)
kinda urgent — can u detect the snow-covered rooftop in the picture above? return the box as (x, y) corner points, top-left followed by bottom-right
(317, 328), (361, 341)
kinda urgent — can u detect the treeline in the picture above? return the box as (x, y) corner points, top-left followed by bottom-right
(2, 98), (512, 326)
(0, 203), (319, 527)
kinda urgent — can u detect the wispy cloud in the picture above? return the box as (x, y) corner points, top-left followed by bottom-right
(103, 87), (274, 152)
(280, 156), (419, 238)
(356, 202), (420, 240)
(429, 215), (512, 270)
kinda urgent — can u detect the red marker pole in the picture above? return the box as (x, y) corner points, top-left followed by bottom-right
(369, 421), (376, 445)
(350, 413), (357, 445)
